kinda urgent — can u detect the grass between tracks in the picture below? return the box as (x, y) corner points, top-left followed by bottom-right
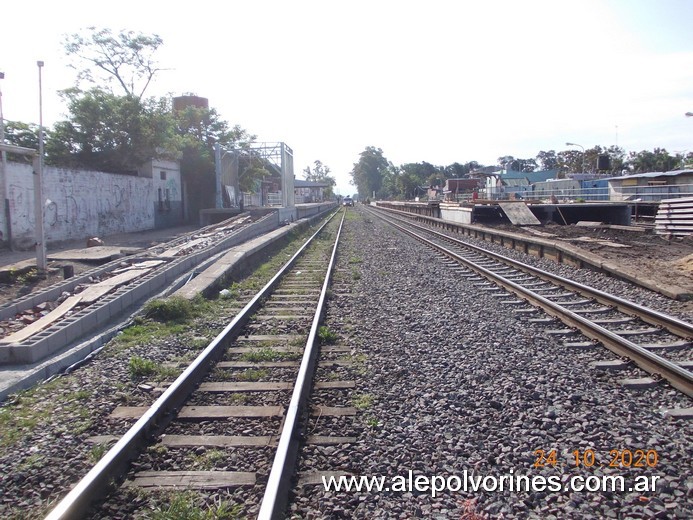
(138, 490), (243, 519)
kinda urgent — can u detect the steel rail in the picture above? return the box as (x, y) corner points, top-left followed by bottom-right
(258, 211), (345, 519)
(44, 210), (341, 520)
(373, 207), (693, 339)
(380, 214), (693, 398)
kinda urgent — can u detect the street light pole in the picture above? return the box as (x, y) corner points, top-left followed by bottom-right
(34, 61), (47, 273)
(566, 142), (586, 173)
(0, 71), (10, 250)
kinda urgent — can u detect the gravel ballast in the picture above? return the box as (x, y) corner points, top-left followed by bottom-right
(0, 207), (690, 519)
(288, 207), (692, 519)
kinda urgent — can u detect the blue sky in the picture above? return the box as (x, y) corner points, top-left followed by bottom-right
(2, 0), (692, 196)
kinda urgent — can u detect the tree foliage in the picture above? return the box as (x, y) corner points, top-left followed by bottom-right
(2, 121), (42, 162)
(497, 155), (537, 172)
(63, 27), (164, 99)
(627, 148), (680, 173)
(45, 88), (176, 173)
(173, 100), (255, 211)
(303, 160), (335, 184)
(350, 147), (390, 199)
(303, 160), (336, 198)
(50, 27), (256, 215)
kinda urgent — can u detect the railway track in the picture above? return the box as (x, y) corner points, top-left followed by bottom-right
(368, 206), (693, 401)
(45, 210), (350, 519)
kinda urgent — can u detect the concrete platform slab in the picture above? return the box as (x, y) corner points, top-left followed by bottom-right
(590, 359), (631, 371)
(662, 407), (693, 419)
(47, 246), (134, 262)
(619, 377), (659, 389)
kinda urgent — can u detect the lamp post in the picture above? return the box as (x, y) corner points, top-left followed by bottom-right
(34, 61), (46, 273)
(566, 142), (586, 173)
(0, 71), (9, 249)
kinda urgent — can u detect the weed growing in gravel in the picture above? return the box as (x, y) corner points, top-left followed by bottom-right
(239, 348), (299, 362)
(318, 326), (338, 345)
(188, 336), (210, 350)
(18, 452), (45, 470)
(147, 444), (169, 457)
(351, 268), (361, 280)
(156, 365), (181, 381)
(344, 209), (360, 221)
(289, 337), (305, 347)
(364, 416), (380, 428)
(352, 393), (373, 410)
(0, 378), (66, 448)
(128, 356), (158, 378)
(58, 391), (95, 434)
(144, 296), (197, 322)
(89, 443), (109, 463)
(128, 357), (180, 382)
(146, 490), (242, 520)
(228, 393), (249, 404)
(237, 368), (268, 381)
(219, 282), (240, 300)
(324, 371), (341, 381)
(16, 268), (41, 284)
(211, 367), (235, 381)
(190, 449), (226, 470)
(108, 321), (188, 355)
(348, 256), (363, 264)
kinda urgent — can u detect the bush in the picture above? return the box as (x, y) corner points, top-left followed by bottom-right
(144, 296), (194, 322)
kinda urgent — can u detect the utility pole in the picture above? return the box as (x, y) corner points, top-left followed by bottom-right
(0, 71), (9, 249)
(34, 61), (46, 273)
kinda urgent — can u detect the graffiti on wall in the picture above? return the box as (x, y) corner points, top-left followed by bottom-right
(4, 162), (180, 245)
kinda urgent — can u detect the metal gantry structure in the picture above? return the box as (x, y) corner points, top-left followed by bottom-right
(215, 142), (294, 209)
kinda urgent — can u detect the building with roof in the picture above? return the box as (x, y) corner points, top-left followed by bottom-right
(294, 179), (332, 203)
(607, 170), (693, 201)
(484, 169), (557, 199)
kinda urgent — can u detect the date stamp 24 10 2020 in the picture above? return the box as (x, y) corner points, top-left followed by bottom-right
(534, 449), (659, 469)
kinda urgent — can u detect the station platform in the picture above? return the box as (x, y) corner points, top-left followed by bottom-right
(377, 200), (633, 226)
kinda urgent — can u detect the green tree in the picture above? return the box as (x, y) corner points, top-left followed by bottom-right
(579, 145), (627, 175)
(444, 161), (480, 177)
(399, 162), (439, 191)
(46, 88), (176, 173)
(535, 150), (559, 171)
(350, 147), (389, 199)
(303, 160), (336, 198)
(556, 149), (583, 177)
(2, 121), (42, 162)
(626, 148), (680, 173)
(63, 27), (165, 99)
(604, 146), (627, 174)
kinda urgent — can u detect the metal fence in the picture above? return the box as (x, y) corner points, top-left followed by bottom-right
(491, 184), (693, 202)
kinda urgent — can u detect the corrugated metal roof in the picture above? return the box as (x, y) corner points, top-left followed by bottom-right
(609, 169), (693, 181)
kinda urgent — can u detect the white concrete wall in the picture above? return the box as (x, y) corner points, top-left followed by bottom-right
(1, 159), (181, 248)
(439, 204), (473, 224)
